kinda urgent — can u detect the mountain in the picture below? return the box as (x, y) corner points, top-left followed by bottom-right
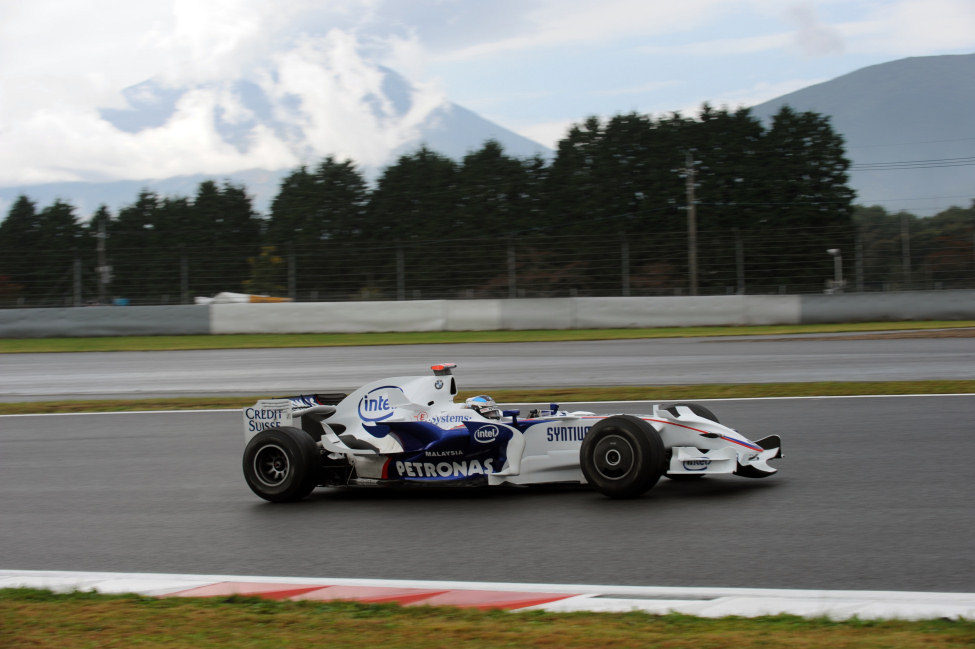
(750, 53), (975, 216)
(0, 66), (549, 217)
(4, 54), (973, 219)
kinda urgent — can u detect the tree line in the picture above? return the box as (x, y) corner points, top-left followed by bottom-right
(1, 104), (971, 306)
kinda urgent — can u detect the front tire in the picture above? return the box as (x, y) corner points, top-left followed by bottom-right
(580, 415), (666, 499)
(243, 427), (320, 502)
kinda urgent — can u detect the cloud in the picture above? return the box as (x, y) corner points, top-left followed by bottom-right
(785, 3), (845, 56)
(3, 0), (974, 191)
(436, 0), (738, 62)
(260, 31), (446, 167)
(593, 81), (683, 97)
(840, 0), (975, 55)
(514, 119), (577, 150)
(638, 32), (791, 56)
(0, 19), (448, 186)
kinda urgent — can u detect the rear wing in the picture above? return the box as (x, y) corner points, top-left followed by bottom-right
(242, 393), (345, 442)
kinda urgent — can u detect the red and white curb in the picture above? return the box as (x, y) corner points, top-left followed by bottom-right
(2, 570), (973, 620)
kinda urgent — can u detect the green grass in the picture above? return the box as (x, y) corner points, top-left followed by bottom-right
(2, 320), (973, 353)
(2, 589), (971, 649)
(2, 380), (973, 415)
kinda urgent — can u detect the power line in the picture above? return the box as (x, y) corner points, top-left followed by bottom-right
(852, 156), (975, 170)
(846, 135), (975, 150)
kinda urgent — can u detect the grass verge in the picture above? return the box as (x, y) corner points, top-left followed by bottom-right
(3, 380), (973, 415)
(2, 589), (972, 649)
(2, 320), (974, 354)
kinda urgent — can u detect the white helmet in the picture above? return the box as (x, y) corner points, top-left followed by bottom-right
(465, 395), (501, 420)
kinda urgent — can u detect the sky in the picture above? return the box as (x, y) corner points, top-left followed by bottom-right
(1, 0), (974, 192)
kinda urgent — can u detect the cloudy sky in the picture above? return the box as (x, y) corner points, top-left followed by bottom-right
(1, 0), (974, 189)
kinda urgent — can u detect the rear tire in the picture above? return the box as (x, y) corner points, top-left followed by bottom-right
(580, 415), (666, 499)
(243, 427), (320, 502)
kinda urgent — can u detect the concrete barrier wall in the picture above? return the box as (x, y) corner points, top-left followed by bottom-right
(0, 305), (210, 338)
(209, 295), (802, 334)
(799, 290), (975, 323)
(210, 300), (450, 334)
(1, 291), (971, 338)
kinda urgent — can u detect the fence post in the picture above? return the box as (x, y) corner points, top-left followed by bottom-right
(734, 228), (745, 294)
(855, 231), (864, 292)
(180, 249), (189, 305)
(287, 242), (296, 300)
(900, 213), (911, 288)
(396, 247), (405, 300)
(507, 241), (517, 298)
(620, 238), (630, 296)
(73, 254), (82, 307)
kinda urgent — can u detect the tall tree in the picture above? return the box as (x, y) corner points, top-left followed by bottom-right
(35, 200), (84, 304)
(749, 106), (856, 291)
(366, 147), (459, 241)
(109, 190), (167, 302)
(267, 157), (369, 298)
(685, 105), (767, 292)
(0, 196), (39, 303)
(455, 140), (536, 234)
(189, 180), (261, 296)
(364, 147), (459, 297)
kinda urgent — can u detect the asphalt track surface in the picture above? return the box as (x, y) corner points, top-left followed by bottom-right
(4, 335), (975, 400)
(2, 395), (973, 592)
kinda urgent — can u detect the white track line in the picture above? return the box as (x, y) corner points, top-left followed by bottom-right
(1, 570), (972, 620)
(3, 393), (974, 417)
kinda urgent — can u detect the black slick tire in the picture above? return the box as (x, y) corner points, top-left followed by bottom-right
(662, 402), (719, 422)
(580, 415), (666, 499)
(242, 426), (320, 502)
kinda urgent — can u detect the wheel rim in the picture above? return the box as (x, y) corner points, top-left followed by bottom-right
(253, 444), (290, 487)
(592, 433), (636, 480)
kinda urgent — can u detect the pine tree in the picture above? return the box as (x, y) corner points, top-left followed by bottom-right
(267, 157), (368, 298)
(757, 106), (856, 291)
(0, 196), (39, 303)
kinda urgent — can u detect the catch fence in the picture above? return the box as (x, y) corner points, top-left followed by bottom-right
(3, 223), (974, 307)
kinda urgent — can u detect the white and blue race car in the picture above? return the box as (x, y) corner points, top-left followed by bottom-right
(242, 363), (782, 502)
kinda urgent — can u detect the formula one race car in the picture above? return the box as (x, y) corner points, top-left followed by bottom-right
(241, 364), (782, 502)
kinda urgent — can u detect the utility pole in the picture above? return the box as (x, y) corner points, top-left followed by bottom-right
(96, 220), (110, 304)
(684, 151), (698, 296)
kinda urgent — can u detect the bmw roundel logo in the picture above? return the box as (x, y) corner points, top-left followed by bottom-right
(474, 425), (500, 443)
(434, 379), (443, 389)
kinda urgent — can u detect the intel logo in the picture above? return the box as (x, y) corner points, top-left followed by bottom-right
(682, 459), (711, 471)
(357, 386), (401, 422)
(473, 425), (500, 443)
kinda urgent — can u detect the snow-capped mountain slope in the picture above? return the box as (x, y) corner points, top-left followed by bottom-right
(0, 57), (548, 215)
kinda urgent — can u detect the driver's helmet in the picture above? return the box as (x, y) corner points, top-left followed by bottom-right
(465, 395), (502, 420)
